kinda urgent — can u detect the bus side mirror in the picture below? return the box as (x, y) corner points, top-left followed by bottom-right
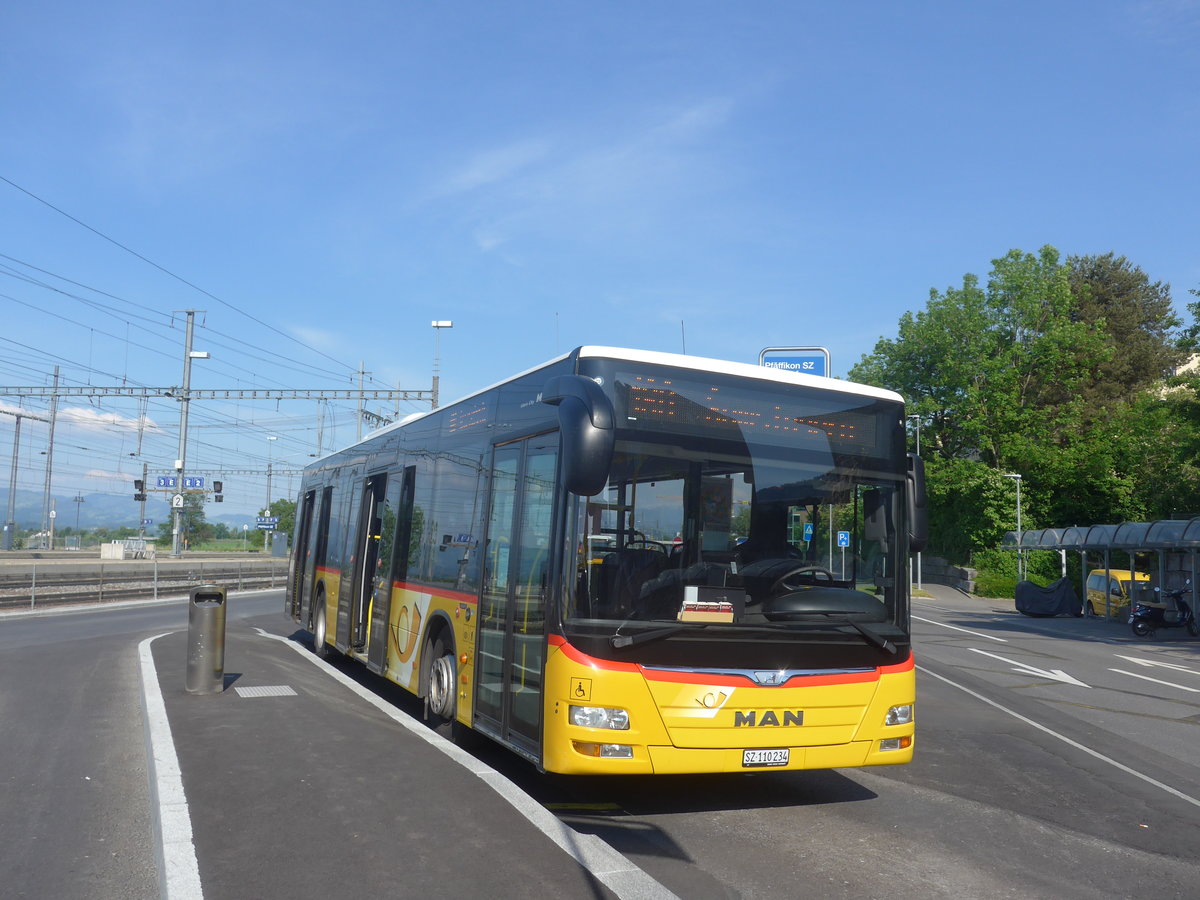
(541, 375), (614, 496)
(907, 453), (928, 552)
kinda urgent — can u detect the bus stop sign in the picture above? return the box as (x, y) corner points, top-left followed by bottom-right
(759, 346), (831, 378)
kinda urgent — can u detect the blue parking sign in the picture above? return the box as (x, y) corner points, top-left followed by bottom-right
(837, 530), (851, 548)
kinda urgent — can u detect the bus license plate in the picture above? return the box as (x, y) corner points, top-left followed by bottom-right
(742, 748), (789, 768)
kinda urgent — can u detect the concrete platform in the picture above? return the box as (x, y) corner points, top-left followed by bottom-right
(142, 620), (673, 899)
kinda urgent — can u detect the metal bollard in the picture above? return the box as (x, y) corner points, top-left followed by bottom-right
(186, 583), (227, 694)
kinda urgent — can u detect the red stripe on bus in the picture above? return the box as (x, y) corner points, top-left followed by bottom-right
(392, 582), (478, 606)
(307, 571), (478, 607)
(549, 634), (640, 672)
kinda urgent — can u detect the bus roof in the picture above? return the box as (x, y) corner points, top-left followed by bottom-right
(576, 346), (905, 404)
(319, 346), (905, 461)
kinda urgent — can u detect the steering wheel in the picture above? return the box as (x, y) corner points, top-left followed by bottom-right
(626, 538), (669, 554)
(770, 565), (835, 594)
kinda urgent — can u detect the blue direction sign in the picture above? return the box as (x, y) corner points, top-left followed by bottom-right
(256, 516), (279, 530)
(759, 346), (831, 378)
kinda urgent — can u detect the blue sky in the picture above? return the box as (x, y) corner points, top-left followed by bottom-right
(1, 0), (1198, 524)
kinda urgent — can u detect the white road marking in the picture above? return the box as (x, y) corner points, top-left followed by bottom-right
(918, 664), (1200, 810)
(968, 648), (1090, 687)
(1109, 669), (1200, 694)
(1113, 653), (1200, 676)
(912, 614), (1008, 642)
(253, 628), (679, 900)
(138, 633), (204, 900)
(233, 685), (297, 698)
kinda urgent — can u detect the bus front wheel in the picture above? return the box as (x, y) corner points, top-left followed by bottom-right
(428, 638), (456, 722)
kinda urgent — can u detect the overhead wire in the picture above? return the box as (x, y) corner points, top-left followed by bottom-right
(1, 173), (362, 375)
(0, 262), (358, 387)
(0, 176), (433, 511)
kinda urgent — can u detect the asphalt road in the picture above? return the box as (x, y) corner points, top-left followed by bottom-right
(1, 585), (1198, 899)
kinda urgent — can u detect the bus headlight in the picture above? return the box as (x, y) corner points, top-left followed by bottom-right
(885, 704), (913, 726)
(572, 742), (634, 759)
(569, 705), (630, 730)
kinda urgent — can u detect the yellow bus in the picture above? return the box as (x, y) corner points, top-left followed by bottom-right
(286, 346), (927, 774)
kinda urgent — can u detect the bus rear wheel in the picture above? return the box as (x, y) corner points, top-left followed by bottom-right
(312, 597), (330, 660)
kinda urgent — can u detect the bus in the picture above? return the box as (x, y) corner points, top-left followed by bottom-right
(285, 346), (927, 775)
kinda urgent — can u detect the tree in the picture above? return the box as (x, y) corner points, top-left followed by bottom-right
(1067, 253), (1183, 410)
(1172, 284), (1200, 353)
(155, 493), (212, 548)
(922, 457), (1026, 562)
(263, 498), (296, 538)
(852, 245), (1106, 471)
(851, 245), (1181, 563)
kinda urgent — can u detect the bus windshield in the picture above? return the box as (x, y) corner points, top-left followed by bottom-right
(566, 363), (909, 640)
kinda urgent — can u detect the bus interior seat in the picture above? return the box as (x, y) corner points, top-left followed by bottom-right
(596, 548), (666, 618)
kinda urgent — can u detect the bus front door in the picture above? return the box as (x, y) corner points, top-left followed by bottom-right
(476, 436), (558, 758)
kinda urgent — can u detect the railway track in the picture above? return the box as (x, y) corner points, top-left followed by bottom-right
(0, 558), (291, 611)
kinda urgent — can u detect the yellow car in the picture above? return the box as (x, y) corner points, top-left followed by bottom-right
(1085, 569), (1149, 616)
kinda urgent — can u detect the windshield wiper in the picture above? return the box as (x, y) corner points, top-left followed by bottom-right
(839, 618), (896, 653)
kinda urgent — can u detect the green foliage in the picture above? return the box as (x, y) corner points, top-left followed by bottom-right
(262, 498), (296, 537)
(971, 549), (1066, 599)
(1173, 285), (1200, 353)
(154, 492), (213, 548)
(922, 457), (1023, 561)
(852, 246), (1187, 593)
(971, 550), (1020, 599)
(731, 504), (751, 540)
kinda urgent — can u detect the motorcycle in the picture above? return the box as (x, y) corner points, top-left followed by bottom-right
(1129, 580), (1200, 639)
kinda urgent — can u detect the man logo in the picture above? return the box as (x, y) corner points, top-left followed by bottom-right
(734, 710), (804, 727)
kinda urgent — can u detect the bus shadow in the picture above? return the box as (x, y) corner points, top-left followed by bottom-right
(280, 629), (880, 872)
(281, 628), (881, 820)
(543, 770), (878, 865)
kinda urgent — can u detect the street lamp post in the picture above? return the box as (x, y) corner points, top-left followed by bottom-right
(431, 320), (453, 409)
(172, 311), (209, 558)
(907, 414), (922, 590)
(1003, 473), (1023, 581)
(72, 494), (85, 547)
(265, 435), (277, 552)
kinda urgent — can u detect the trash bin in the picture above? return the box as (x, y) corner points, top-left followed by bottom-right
(186, 583), (227, 694)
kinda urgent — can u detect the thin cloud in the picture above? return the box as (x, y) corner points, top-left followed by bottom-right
(447, 97), (738, 253)
(1127, 0), (1200, 41)
(289, 326), (349, 356)
(438, 138), (552, 195)
(83, 467), (131, 481)
(58, 406), (161, 434)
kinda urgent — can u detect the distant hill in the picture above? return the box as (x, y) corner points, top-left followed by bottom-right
(0, 488), (262, 530)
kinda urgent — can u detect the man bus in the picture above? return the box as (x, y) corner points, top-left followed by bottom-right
(286, 346), (926, 775)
